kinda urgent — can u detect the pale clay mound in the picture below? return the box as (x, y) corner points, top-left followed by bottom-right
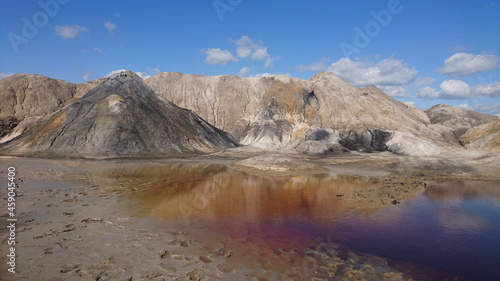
(146, 72), (451, 155)
(460, 120), (500, 152)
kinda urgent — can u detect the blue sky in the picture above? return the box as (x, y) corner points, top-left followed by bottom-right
(1, 0), (500, 114)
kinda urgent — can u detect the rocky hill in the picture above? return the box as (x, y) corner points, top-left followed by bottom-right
(460, 120), (500, 152)
(146, 72), (446, 155)
(0, 72), (238, 158)
(1, 71), (498, 157)
(425, 104), (498, 138)
(0, 73), (104, 142)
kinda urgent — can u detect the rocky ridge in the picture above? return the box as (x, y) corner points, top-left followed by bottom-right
(146, 72), (448, 155)
(425, 104), (498, 138)
(1, 71), (499, 157)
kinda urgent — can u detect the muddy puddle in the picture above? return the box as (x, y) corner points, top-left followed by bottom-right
(82, 162), (500, 280)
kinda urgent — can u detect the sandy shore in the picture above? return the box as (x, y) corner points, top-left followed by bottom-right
(1, 151), (499, 280)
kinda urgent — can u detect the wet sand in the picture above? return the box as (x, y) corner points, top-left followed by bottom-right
(1, 151), (499, 280)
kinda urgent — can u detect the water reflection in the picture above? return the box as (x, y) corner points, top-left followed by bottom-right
(93, 163), (379, 223)
(88, 162), (500, 281)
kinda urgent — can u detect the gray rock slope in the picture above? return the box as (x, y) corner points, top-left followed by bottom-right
(1, 72), (238, 158)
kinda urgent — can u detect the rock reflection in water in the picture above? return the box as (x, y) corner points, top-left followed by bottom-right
(96, 163), (378, 223)
(87, 163), (500, 280)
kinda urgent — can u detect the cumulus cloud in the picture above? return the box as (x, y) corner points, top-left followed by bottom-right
(463, 103), (500, 114)
(416, 80), (500, 100)
(415, 77), (436, 87)
(377, 85), (412, 98)
(415, 87), (440, 100)
(235, 36), (269, 60)
(296, 59), (328, 72)
(234, 36), (278, 68)
(203, 48), (238, 65)
(93, 47), (103, 54)
(250, 73), (291, 78)
(264, 57), (279, 69)
(472, 81), (500, 97)
(136, 67), (162, 79)
(237, 66), (253, 77)
(251, 73), (276, 78)
(135, 72), (153, 79)
(104, 21), (117, 34)
(326, 57), (418, 87)
(0, 72), (13, 80)
(439, 53), (499, 77)
(55, 25), (90, 39)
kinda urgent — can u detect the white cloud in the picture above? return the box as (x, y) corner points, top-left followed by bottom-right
(55, 25), (90, 39)
(0, 72), (13, 80)
(264, 56), (279, 69)
(416, 80), (500, 100)
(93, 47), (103, 54)
(234, 36), (278, 69)
(415, 77), (436, 87)
(235, 36), (269, 60)
(136, 67), (162, 79)
(237, 67), (253, 77)
(147, 67), (161, 76)
(439, 53), (499, 77)
(416, 87), (440, 100)
(250, 73), (291, 78)
(135, 72), (152, 79)
(296, 59), (327, 72)
(251, 73), (276, 78)
(472, 81), (500, 97)
(203, 48), (238, 65)
(104, 21), (117, 34)
(440, 80), (472, 98)
(326, 57), (418, 87)
(457, 103), (500, 114)
(377, 85), (412, 98)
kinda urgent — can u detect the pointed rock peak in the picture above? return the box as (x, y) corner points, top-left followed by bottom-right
(106, 70), (143, 80)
